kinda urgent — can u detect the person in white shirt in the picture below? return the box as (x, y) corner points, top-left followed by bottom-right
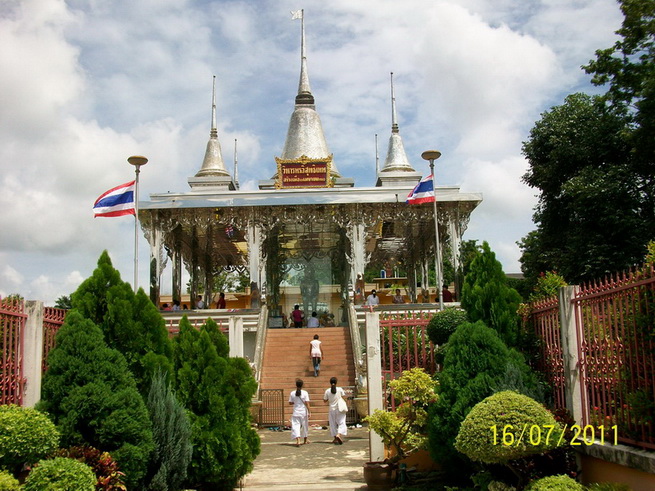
(309, 334), (322, 377)
(324, 377), (347, 444)
(195, 295), (205, 309)
(366, 289), (380, 306)
(288, 379), (311, 446)
(307, 311), (320, 328)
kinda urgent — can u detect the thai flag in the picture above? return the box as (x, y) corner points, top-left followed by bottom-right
(93, 181), (136, 217)
(406, 174), (435, 204)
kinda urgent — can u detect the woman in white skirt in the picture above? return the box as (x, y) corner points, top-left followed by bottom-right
(324, 376), (347, 444)
(288, 379), (310, 446)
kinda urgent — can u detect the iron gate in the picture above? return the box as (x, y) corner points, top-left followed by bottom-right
(259, 388), (285, 427)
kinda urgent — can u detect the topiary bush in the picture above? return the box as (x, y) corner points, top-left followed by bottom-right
(0, 405), (60, 476)
(426, 307), (468, 345)
(455, 391), (563, 464)
(0, 471), (19, 491)
(525, 474), (584, 490)
(23, 457), (96, 491)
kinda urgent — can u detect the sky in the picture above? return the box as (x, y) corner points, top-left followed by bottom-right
(0, 0), (624, 305)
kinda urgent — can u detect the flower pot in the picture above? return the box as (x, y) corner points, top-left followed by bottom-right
(363, 461), (396, 490)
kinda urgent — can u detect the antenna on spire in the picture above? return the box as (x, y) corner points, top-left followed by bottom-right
(234, 139), (240, 189)
(391, 72), (399, 134)
(291, 9), (314, 104)
(210, 75), (217, 137)
(375, 133), (379, 175)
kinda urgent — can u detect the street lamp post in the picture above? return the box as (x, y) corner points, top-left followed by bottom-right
(421, 150), (443, 310)
(127, 155), (148, 293)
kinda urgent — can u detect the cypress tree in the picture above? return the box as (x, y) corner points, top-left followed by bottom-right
(39, 311), (154, 489)
(145, 369), (192, 491)
(71, 251), (173, 394)
(460, 241), (522, 347)
(173, 317), (260, 490)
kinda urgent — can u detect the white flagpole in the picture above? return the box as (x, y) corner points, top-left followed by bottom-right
(421, 150), (443, 310)
(128, 156), (148, 293)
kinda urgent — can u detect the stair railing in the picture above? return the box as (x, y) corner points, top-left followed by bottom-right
(347, 304), (366, 395)
(252, 304), (269, 388)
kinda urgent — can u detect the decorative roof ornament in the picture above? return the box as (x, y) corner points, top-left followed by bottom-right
(377, 72), (421, 187)
(276, 10), (342, 178)
(189, 76), (234, 189)
(234, 139), (240, 190)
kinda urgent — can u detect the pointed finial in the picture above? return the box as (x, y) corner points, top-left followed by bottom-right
(211, 75), (217, 138)
(292, 9), (314, 105)
(234, 139), (240, 189)
(391, 72), (399, 134)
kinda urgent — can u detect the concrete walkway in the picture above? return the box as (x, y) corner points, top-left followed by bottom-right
(242, 426), (371, 490)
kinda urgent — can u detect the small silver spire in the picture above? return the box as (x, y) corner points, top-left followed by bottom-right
(380, 72), (416, 173)
(375, 133), (379, 175)
(194, 75), (229, 178)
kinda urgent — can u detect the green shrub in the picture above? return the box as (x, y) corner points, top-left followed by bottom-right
(38, 311), (154, 489)
(525, 474), (584, 490)
(23, 457), (95, 491)
(145, 369), (192, 490)
(0, 405), (59, 475)
(426, 307), (468, 345)
(0, 471), (19, 491)
(455, 391), (563, 463)
(54, 446), (126, 490)
(586, 483), (632, 491)
(174, 317), (260, 490)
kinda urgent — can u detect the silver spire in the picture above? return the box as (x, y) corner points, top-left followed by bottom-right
(195, 75), (229, 178)
(234, 138), (240, 189)
(380, 72), (415, 173)
(277, 9), (341, 178)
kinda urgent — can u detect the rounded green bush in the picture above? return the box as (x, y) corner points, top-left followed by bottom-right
(526, 474), (584, 490)
(455, 390), (563, 463)
(0, 470), (20, 491)
(23, 457), (95, 491)
(426, 307), (468, 345)
(0, 405), (60, 473)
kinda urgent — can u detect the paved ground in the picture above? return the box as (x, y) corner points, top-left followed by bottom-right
(242, 425), (371, 490)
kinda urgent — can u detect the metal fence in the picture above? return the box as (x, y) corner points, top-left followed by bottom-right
(0, 297), (26, 405)
(259, 388), (285, 427)
(529, 296), (566, 411)
(379, 310), (436, 410)
(574, 266), (655, 450)
(42, 307), (66, 371)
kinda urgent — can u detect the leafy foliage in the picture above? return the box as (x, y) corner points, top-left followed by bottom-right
(455, 391), (563, 463)
(23, 457), (96, 491)
(528, 272), (567, 303)
(525, 474), (584, 490)
(0, 471), (19, 491)
(145, 369), (192, 491)
(71, 250), (172, 394)
(54, 446), (126, 490)
(39, 311), (154, 489)
(0, 405), (59, 476)
(427, 321), (542, 471)
(426, 307), (468, 346)
(173, 316), (260, 490)
(365, 368), (437, 464)
(461, 242), (522, 347)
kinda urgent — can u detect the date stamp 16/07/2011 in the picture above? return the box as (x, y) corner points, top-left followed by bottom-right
(490, 424), (618, 447)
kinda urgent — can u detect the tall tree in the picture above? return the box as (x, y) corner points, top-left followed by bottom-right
(173, 317), (260, 490)
(71, 251), (173, 394)
(39, 311), (154, 489)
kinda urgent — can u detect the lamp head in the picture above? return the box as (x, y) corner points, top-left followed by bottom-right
(421, 150), (441, 162)
(127, 155), (148, 167)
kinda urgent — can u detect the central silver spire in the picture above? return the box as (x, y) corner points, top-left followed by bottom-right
(278, 9), (341, 177)
(195, 75), (229, 178)
(380, 72), (415, 173)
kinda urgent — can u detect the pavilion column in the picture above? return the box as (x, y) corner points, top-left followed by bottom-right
(247, 221), (263, 291)
(172, 226), (182, 306)
(349, 222), (367, 288)
(449, 213), (461, 294)
(204, 224), (214, 308)
(147, 225), (163, 306)
(190, 226), (199, 308)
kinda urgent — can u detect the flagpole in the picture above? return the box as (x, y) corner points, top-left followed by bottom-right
(128, 156), (148, 293)
(421, 150), (443, 310)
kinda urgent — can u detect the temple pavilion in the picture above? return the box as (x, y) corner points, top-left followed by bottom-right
(138, 16), (482, 326)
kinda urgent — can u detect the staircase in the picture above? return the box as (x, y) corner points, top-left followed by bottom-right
(259, 327), (356, 426)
